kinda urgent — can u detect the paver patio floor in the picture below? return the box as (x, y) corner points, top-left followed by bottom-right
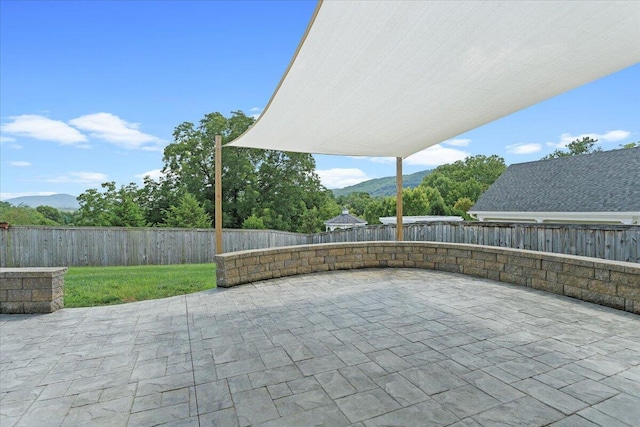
(2, 268), (640, 426)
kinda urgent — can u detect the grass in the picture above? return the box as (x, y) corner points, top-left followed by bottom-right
(64, 263), (216, 308)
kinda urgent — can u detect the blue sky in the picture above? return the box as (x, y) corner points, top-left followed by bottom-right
(1, 1), (638, 200)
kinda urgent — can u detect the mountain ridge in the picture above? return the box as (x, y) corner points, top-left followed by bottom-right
(332, 169), (431, 197)
(3, 194), (80, 211)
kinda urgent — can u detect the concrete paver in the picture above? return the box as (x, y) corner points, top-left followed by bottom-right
(1, 268), (639, 426)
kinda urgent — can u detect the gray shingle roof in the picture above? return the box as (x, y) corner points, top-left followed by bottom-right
(470, 147), (640, 213)
(324, 209), (367, 225)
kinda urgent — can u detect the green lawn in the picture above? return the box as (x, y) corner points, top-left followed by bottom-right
(64, 263), (217, 307)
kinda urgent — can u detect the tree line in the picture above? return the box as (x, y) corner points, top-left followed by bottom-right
(5, 111), (634, 231)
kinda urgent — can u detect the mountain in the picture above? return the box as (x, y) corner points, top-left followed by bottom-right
(4, 194), (80, 211)
(332, 169), (431, 197)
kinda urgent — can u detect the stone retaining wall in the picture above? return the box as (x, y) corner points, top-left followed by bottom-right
(0, 268), (67, 314)
(215, 242), (640, 314)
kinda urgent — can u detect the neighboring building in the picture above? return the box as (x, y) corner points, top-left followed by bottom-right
(379, 216), (464, 225)
(324, 208), (367, 231)
(469, 148), (640, 225)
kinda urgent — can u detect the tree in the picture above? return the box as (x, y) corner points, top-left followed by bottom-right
(36, 206), (64, 224)
(402, 187), (430, 216)
(0, 202), (57, 225)
(420, 154), (506, 207)
(453, 197), (474, 213)
(620, 141), (640, 149)
(335, 192), (372, 217)
(164, 193), (211, 228)
(76, 182), (146, 227)
(542, 136), (601, 159)
(242, 214), (266, 230)
(162, 111), (332, 232)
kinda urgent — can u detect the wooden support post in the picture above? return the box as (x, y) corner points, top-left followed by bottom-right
(396, 157), (403, 241)
(215, 135), (223, 254)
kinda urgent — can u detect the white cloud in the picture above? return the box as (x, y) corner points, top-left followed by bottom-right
(1, 115), (87, 144)
(44, 171), (108, 184)
(249, 107), (262, 112)
(316, 168), (370, 189)
(506, 143), (542, 154)
(547, 130), (631, 148)
(135, 169), (164, 181)
(444, 138), (471, 147)
(10, 161), (31, 167)
(1, 191), (57, 201)
(69, 112), (164, 150)
(404, 144), (469, 166)
(0, 135), (17, 143)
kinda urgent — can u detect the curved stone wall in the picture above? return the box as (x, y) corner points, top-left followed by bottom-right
(215, 242), (640, 314)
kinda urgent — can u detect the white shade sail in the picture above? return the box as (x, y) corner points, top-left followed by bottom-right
(229, 1), (640, 158)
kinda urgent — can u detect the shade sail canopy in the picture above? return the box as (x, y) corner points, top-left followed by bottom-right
(229, 1), (640, 158)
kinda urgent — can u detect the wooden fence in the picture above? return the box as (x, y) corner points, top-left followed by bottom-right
(0, 227), (308, 267)
(312, 222), (640, 263)
(0, 222), (638, 267)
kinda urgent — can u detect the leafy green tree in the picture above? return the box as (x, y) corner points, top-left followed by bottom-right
(542, 136), (601, 159)
(164, 193), (211, 228)
(402, 187), (430, 216)
(137, 175), (182, 226)
(76, 182), (146, 227)
(242, 214), (266, 229)
(419, 154), (505, 209)
(620, 141), (640, 149)
(36, 205), (64, 224)
(335, 192), (372, 217)
(363, 197), (396, 225)
(453, 197), (474, 213)
(0, 202), (57, 225)
(420, 186), (449, 215)
(162, 111), (331, 232)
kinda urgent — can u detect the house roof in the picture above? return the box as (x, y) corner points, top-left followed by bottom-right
(228, 1), (640, 157)
(324, 209), (367, 226)
(470, 148), (640, 213)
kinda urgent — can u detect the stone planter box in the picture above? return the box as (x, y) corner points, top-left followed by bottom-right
(0, 267), (67, 314)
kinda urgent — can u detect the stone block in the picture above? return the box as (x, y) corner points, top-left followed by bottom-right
(472, 251), (497, 261)
(530, 279), (563, 295)
(8, 289), (31, 302)
(274, 253), (292, 262)
(581, 290), (625, 310)
(457, 258), (485, 269)
(32, 289), (53, 302)
(504, 264), (523, 276)
(586, 279), (617, 297)
(522, 267), (547, 280)
(507, 256), (540, 269)
(1, 301), (24, 314)
(415, 261), (436, 270)
(23, 301), (54, 313)
(611, 271), (640, 286)
(484, 261), (505, 272)
(617, 284), (640, 300)
(557, 273), (588, 289)
(594, 268), (610, 281)
(499, 272), (527, 286)
(259, 254), (275, 264)
(541, 260), (564, 272)
(463, 267), (487, 278)
(0, 278), (22, 290)
(436, 263), (462, 273)
(448, 249), (471, 259)
(563, 264), (594, 279)
(487, 270), (501, 281)
(563, 285), (582, 299)
(417, 247), (437, 254)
